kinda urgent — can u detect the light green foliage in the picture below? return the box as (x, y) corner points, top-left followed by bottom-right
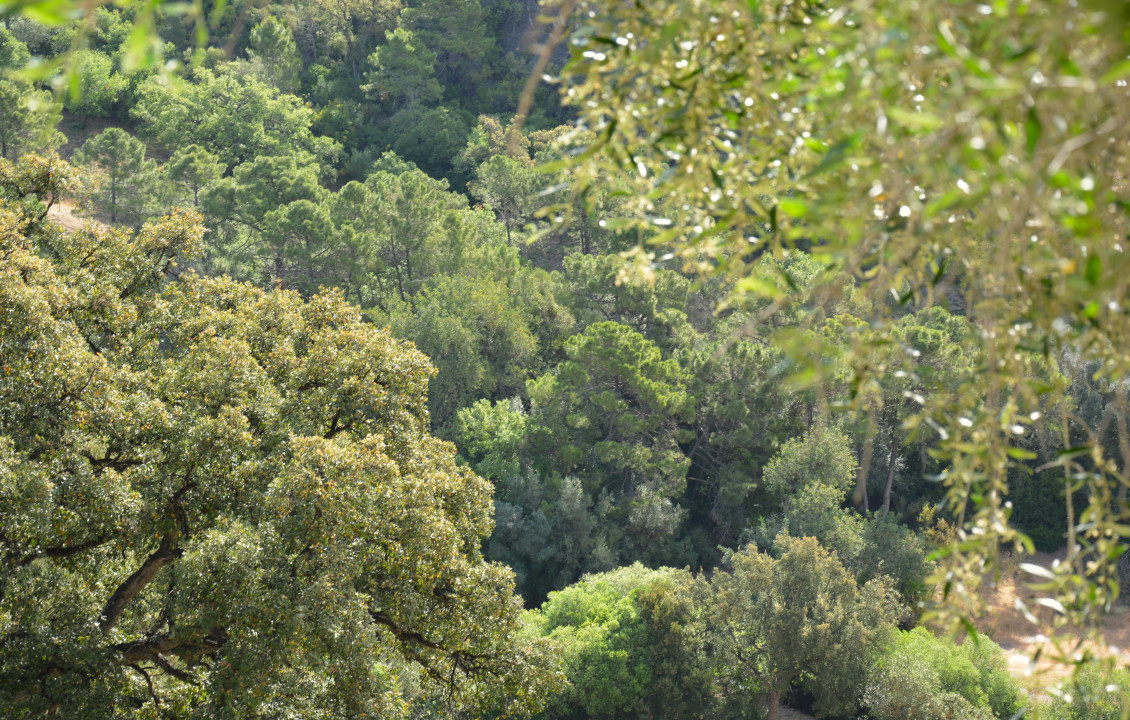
(165, 144), (224, 207)
(62, 49), (128, 116)
(1041, 664), (1130, 720)
(246, 16), (302, 93)
(72, 128), (163, 225)
(455, 397), (529, 482)
(0, 155), (561, 719)
(132, 66), (341, 169)
(527, 321), (694, 520)
(364, 27), (443, 111)
(201, 160), (510, 310)
(0, 24), (33, 68)
(761, 427), (858, 500)
(560, 0), (1130, 632)
(708, 536), (895, 720)
(390, 274), (538, 432)
(864, 628), (1025, 720)
(531, 564), (712, 720)
(469, 154), (540, 244)
(752, 430), (931, 603)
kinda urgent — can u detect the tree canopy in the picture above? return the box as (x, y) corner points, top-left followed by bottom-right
(0, 155), (560, 718)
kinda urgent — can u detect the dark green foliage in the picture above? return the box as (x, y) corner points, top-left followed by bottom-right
(165, 144), (224, 207)
(1011, 470), (1068, 552)
(527, 322), (694, 553)
(707, 536), (896, 720)
(390, 274), (538, 433)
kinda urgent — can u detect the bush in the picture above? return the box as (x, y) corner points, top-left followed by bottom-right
(531, 564), (712, 720)
(1041, 665), (1130, 720)
(865, 628), (1026, 720)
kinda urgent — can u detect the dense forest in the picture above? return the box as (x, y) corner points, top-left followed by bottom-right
(2, 0), (1130, 718)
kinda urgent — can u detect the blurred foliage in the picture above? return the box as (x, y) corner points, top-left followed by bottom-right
(556, 0), (1130, 656)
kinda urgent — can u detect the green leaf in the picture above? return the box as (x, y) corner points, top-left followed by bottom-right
(1025, 107), (1041, 158)
(1085, 254), (1101, 285)
(1101, 57), (1130, 83)
(1006, 447), (1038, 460)
(778, 198), (808, 218)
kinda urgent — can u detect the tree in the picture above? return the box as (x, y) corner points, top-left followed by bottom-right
(0, 155), (561, 718)
(166, 144), (224, 207)
(760, 427), (858, 502)
(199, 153), (326, 282)
(398, 0), (491, 91)
(305, 0), (401, 81)
(389, 274), (538, 433)
(530, 564), (713, 720)
(864, 628), (1025, 720)
(363, 28), (443, 111)
(72, 128), (161, 224)
(381, 105), (472, 183)
(246, 16), (303, 93)
(61, 49), (128, 116)
(706, 536), (893, 720)
(132, 66), (341, 169)
(469, 154), (540, 245)
(526, 321), (694, 557)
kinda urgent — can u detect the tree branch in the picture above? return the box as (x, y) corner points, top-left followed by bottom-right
(20, 536), (109, 566)
(99, 536), (183, 633)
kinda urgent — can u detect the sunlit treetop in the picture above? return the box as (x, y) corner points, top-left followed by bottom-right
(0, 155), (562, 719)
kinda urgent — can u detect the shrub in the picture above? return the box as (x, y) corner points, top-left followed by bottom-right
(865, 628), (1026, 720)
(1041, 665), (1130, 720)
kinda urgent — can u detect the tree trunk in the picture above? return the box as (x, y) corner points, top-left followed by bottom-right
(767, 688), (781, 720)
(854, 433), (874, 512)
(881, 438), (898, 516)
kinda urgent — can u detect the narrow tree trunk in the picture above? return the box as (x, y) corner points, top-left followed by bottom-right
(854, 433), (874, 512)
(767, 688), (781, 720)
(882, 438), (898, 516)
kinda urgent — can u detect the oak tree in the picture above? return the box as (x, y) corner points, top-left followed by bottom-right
(0, 155), (560, 719)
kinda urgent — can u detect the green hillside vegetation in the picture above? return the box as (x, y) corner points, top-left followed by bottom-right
(1, 0), (1129, 718)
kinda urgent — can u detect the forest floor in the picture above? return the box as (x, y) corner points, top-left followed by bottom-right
(47, 200), (96, 231)
(977, 549), (1130, 695)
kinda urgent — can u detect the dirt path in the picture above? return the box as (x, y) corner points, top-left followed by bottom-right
(975, 550), (1130, 692)
(46, 200), (110, 232)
